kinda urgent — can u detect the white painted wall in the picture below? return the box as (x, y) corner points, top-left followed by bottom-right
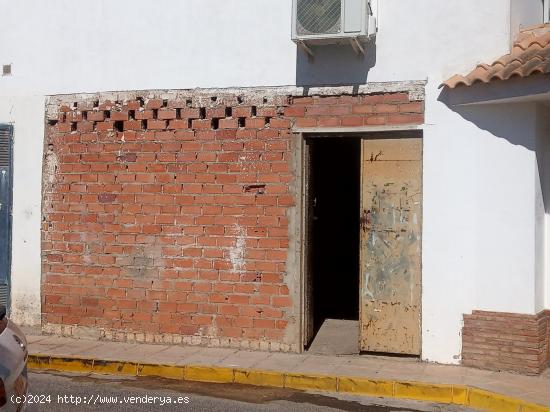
(0, 1), (294, 95)
(536, 104), (550, 311)
(0, 0), (545, 363)
(421, 101), (542, 362)
(534, 136), (545, 313)
(0, 96), (45, 326)
(510, 0), (544, 42)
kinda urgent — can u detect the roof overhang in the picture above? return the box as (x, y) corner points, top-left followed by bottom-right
(440, 74), (550, 106)
(440, 23), (550, 105)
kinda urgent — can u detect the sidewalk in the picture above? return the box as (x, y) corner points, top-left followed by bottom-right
(26, 333), (550, 412)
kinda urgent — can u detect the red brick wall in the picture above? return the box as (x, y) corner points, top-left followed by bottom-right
(42, 88), (424, 350)
(538, 311), (548, 371)
(547, 310), (550, 367)
(462, 310), (549, 375)
(290, 93), (423, 128)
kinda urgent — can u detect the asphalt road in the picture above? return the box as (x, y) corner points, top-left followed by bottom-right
(20, 371), (474, 412)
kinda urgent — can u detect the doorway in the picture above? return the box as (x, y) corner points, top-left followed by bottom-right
(304, 137), (361, 354)
(302, 133), (423, 356)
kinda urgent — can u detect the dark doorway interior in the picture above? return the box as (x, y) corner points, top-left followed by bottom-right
(307, 137), (361, 337)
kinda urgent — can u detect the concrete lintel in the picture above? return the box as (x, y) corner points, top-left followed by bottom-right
(45, 81), (427, 118)
(293, 124), (424, 135)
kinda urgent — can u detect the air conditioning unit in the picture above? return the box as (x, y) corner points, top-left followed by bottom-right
(292, 0), (376, 46)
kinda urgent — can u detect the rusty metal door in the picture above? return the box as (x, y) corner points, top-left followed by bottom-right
(359, 136), (422, 355)
(303, 138), (315, 347)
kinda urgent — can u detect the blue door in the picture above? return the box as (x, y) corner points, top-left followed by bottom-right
(0, 125), (13, 309)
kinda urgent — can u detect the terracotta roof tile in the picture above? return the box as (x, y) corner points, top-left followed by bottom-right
(441, 24), (550, 88)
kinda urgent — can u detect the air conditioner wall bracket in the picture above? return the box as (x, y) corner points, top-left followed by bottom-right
(297, 40), (315, 60)
(349, 37), (365, 56)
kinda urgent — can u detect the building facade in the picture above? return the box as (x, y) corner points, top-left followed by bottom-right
(0, 0), (549, 374)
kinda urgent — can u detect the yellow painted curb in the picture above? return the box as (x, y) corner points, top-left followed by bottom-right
(28, 355), (550, 412)
(521, 403), (550, 412)
(452, 385), (469, 406)
(234, 369), (285, 388)
(92, 360), (138, 376)
(394, 381), (454, 404)
(27, 354), (50, 370)
(338, 377), (393, 397)
(468, 388), (523, 412)
(184, 365), (234, 383)
(285, 373), (337, 392)
(138, 363), (185, 380)
(49, 356), (93, 373)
